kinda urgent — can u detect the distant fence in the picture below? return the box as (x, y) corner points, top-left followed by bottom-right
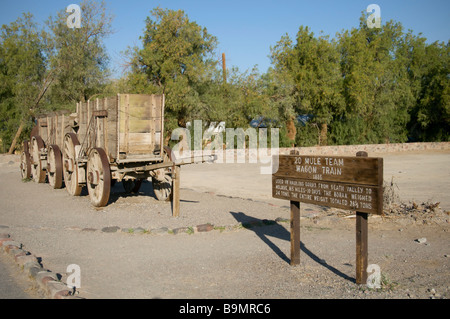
(279, 142), (450, 156)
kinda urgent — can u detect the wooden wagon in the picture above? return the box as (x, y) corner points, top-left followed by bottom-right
(20, 94), (183, 208)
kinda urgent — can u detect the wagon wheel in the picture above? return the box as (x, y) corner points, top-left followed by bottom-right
(47, 145), (63, 189)
(63, 133), (82, 196)
(20, 151), (31, 179)
(30, 136), (46, 183)
(86, 148), (111, 207)
(152, 147), (174, 201)
(122, 179), (143, 194)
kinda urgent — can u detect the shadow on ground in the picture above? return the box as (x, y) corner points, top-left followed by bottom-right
(230, 211), (355, 283)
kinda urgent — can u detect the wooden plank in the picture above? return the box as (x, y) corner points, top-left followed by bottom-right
(274, 155), (383, 186)
(103, 98), (107, 156)
(160, 95), (165, 152)
(106, 96), (117, 161)
(46, 116), (50, 144)
(60, 114), (65, 148)
(355, 151), (369, 285)
(172, 165), (180, 217)
(356, 211), (368, 284)
(124, 94), (129, 154)
(290, 200), (300, 266)
(150, 95), (155, 152)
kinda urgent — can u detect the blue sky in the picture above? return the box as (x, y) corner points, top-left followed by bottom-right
(1, 0), (449, 78)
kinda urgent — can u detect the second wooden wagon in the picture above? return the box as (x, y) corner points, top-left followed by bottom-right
(21, 94), (182, 208)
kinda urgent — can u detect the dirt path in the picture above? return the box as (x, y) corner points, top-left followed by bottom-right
(0, 151), (448, 299)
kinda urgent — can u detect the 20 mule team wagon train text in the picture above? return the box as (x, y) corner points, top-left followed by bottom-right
(273, 154), (383, 215)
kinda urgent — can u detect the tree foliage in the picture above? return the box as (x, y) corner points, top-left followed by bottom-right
(126, 7), (218, 133)
(0, 0), (113, 152)
(1, 7), (448, 153)
(43, 0), (113, 108)
(0, 13), (46, 151)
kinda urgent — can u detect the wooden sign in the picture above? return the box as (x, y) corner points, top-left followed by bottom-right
(273, 154), (383, 214)
(273, 151), (384, 285)
(274, 155), (382, 186)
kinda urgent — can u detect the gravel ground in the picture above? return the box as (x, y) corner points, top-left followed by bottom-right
(0, 151), (449, 300)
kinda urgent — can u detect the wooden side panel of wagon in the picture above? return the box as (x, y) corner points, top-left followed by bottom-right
(117, 94), (164, 162)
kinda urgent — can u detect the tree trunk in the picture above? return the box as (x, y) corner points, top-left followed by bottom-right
(8, 121), (24, 154)
(320, 123), (328, 146)
(286, 117), (296, 147)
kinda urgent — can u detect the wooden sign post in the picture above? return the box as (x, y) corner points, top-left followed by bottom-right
(272, 151), (383, 284)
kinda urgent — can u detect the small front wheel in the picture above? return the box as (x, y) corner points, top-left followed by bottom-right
(152, 147), (174, 201)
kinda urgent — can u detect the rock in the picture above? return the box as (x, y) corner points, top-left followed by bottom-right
(173, 227), (189, 235)
(2, 241), (22, 252)
(29, 266), (44, 279)
(15, 254), (37, 267)
(36, 270), (59, 287)
(196, 224), (214, 232)
(275, 217), (289, 223)
(46, 281), (71, 299)
(150, 227), (168, 235)
(23, 261), (42, 274)
(133, 227), (146, 234)
(415, 237), (427, 244)
(101, 226), (120, 233)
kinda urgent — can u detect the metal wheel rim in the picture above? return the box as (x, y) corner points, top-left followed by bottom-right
(48, 145), (63, 189)
(87, 148), (111, 207)
(31, 136), (46, 183)
(63, 133), (82, 196)
(20, 151), (31, 179)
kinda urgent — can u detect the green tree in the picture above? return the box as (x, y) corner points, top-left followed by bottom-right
(334, 16), (412, 144)
(127, 7), (218, 137)
(292, 26), (344, 145)
(401, 32), (449, 141)
(0, 0), (113, 153)
(268, 27), (344, 146)
(43, 0), (113, 107)
(267, 34), (298, 146)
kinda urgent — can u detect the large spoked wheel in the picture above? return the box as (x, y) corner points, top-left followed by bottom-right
(63, 133), (82, 196)
(152, 147), (174, 201)
(20, 150), (31, 179)
(47, 145), (63, 189)
(86, 148), (111, 207)
(30, 136), (46, 183)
